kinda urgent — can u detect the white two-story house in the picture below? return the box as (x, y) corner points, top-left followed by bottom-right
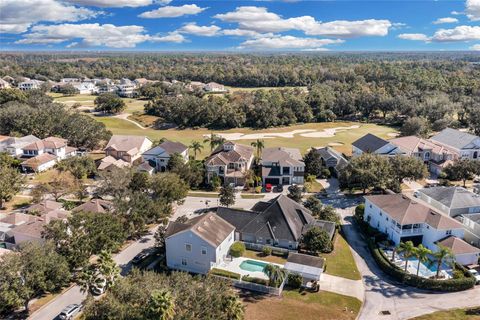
(430, 128), (480, 161)
(165, 212), (235, 274)
(20, 137), (77, 172)
(364, 194), (480, 265)
(1, 135), (40, 156)
(99, 135), (152, 171)
(204, 142), (254, 186)
(352, 133), (403, 157)
(261, 147), (305, 185)
(142, 140), (189, 172)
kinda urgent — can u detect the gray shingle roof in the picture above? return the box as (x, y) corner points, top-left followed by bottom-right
(430, 128), (480, 150)
(352, 133), (390, 153)
(261, 147), (304, 167)
(419, 187), (480, 210)
(314, 147), (348, 170)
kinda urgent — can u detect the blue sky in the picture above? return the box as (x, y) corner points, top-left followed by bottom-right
(1, 0), (479, 51)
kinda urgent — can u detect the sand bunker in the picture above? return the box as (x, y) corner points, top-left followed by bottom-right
(208, 125), (361, 141)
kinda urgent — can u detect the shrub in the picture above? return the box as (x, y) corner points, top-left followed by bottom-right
(368, 240), (475, 292)
(272, 249), (289, 258)
(287, 273), (302, 289)
(209, 268), (241, 280)
(262, 246), (272, 256)
(255, 186), (262, 194)
(306, 174), (316, 183)
(354, 204), (365, 220)
(241, 275), (268, 286)
(452, 269), (464, 279)
(229, 242), (246, 258)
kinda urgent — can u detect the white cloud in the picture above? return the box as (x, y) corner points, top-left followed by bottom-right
(16, 23), (185, 48)
(302, 47), (330, 52)
(432, 25), (480, 41)
(451, 10), (462, 15)
(139, 4), (206, 18)
(237, 35), (343, 50)
(0, 0), (97, 34)
(466, 0), (480, 21)
(214, 6), (392, 38)
(222, 29), (265, 37)
(433, 17), (459, 24)
(470, 44), (480, 50)
(65, 0), (152, 7)
(177, 23), (220, 37)
(398, 33), (430, 41)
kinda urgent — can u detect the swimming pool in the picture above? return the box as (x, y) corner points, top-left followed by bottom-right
(239, 259), (268, 273)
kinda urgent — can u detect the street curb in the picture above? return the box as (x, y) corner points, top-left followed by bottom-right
(28, 283), (76, 319)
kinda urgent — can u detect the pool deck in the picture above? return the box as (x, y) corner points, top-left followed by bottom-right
(384, 249), (453, 279)
(216, 257), (284, 280)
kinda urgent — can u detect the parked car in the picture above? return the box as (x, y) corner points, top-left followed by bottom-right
(132, 251), (149, 265)
(265, 183), (272, 192)
(58, 304), (81, 320)
(91, 277), (107, 296)
(468, 269), (480, 284)
(274, 184), (284, 193)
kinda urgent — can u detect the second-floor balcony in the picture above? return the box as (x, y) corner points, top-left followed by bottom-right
(393, 223), (423, 236)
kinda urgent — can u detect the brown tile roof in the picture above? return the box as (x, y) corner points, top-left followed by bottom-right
(205, 142), (253, 166)
(262, 147), (304, 167)
(159, 140), (188, 154)
(26, 200), (63, 215)
(21, 153), (57, 170)
(389, 136), (455, 156)
(0, 135), (10, 142)
(166, 212), (235, 247)
(365, 194), (463, 229)
(9, 220), (45, 240)
(97, 156), (130, 170)
(437, 236), (480, 255)
(23, 137), (67, 150)
(73, 199), (112, 214)
(0, 212), (38, 225)
(105, 135), (150, 153)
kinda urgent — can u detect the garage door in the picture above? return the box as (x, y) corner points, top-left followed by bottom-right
(265, 178), (280, 185)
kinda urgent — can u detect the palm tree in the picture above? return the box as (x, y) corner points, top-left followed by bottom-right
(414, 244), (432, 276)
(432, 245), (454, 279)
(77, 266), (102, 295)
(251, 139), (265, 158)
(204, 133), (225, 152)
(397, 241), (416, 272)
(148, 290), (176, 320)
(223, 295), (244, 320)
(264, 264), (287, 288)
(97, 250), (120, 289)
(189, 140), (204, 160)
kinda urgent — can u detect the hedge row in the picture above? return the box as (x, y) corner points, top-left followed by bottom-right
(242, 275), (269, 286)
(209, 268), (241, 280)
(367, 240), (475, 292)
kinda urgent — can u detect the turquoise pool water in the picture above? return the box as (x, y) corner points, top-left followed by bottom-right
(240, 260), (268, 273)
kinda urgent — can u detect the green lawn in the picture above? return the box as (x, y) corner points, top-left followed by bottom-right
(243, 249), (287, 264)
(411, 307), (480, 320)
(92, 117), (397, 160)
(244, 289), (361, 320)
(305, 180), (325, 193)
(240, 194), (265, 199)
(187, 192), (219, 198)
(51, 93), (146, 112)
(322, 231), (361, 280)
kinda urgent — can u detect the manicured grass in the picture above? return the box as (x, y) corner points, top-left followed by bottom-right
(128, 113), (158, 127)
(0, 195), (32, 212)
(92, 117), (398, 160)
(243, 249), (287, 264)
(305, 180), (325, 193)
(187, 192), (219, 198)
(240, 194), (265, 199)
(30, 169), (60, 184)
(411, 307), (480, 320)
(52, 93), (146, 113)
(244, 290), (361, 320)
(321, 231), (361, 281)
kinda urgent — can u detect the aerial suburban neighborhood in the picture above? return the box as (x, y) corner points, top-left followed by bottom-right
(1, 1), (480, 320)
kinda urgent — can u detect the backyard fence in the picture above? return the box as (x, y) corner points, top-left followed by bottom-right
(243, 242), (294, 254)
(211, 274), (286, 296)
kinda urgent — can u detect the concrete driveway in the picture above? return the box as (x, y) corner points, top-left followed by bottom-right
(338, 209), (480, 320)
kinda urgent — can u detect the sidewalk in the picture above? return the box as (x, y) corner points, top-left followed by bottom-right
(320, 273), (364, 301)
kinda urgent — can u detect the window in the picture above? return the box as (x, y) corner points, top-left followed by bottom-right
(446, 230), (452, 235)
(386, 217), (389, 221)
(379, 212), (383, 216)
(369, 204), (372, 209)
(228, 163), (235, 169)
(185, 244), (192, 252)
(201, 247), (207, 255)
(181, 258), (187, 266)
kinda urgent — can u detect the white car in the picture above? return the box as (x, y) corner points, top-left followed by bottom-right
(58, 304), (81, 320)
(468, 269), (480, 284)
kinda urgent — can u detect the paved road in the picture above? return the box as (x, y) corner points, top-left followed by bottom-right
(28, 226), (158, 320)
(320, 273), (364, 301)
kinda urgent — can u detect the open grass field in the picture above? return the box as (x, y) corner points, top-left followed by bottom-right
(51, 93), (146, 113)
(411, 307), (480, 320)
(93, 116), (398, 159)
(244, 290), (361, 320)
(322, 231), (361, 280)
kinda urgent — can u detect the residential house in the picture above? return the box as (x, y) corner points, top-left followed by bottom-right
(351, 133), (402, 157)
(142, 140), (189, 172)
(98, 84), (117, 94)
(416, 187), (480, 217)
(20, 137), (77, 172)
(0, 135), (11, 151)
(72, 82), (97, 94)
(18, 79), (43, 91)
(2, 76), (15, 85)
(72, 199), (112, 214)
(205, 142), (254, 186)
(25, 200), (64, 215)
(456, 213), (480, 247)
(99, 135), (153, 170)
(117, 78), (136, 97)
(0, 78), (11, 89)
(2, 135), (41, 156)
(430, 128), (480, 161)
(165, 212), (235, 274)
(261, 147), (305, 185)
(60, 78), (81, 83)
(390, 136), (457, 175)
(364, 194), (480, 265)
(314, 147), (348, 176)
(204, 82), (226, 92)
(186, 81), (205, 91)
(217, 195), (336, 250)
